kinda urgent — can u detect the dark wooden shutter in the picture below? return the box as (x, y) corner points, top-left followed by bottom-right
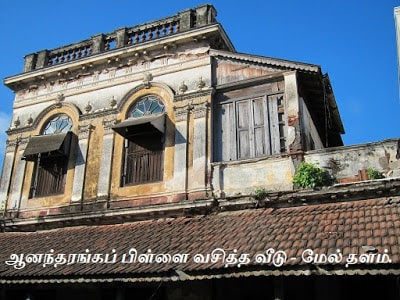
(123, 134), (164, 185)
(30, 155), (68, 197)
(215, 93), (285, 162)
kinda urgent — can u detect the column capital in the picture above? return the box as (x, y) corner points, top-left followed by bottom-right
(193, 102), (209, 119)
(103, 119), (117, 134)
(78, 124), (94, 139)
(174, 106), (189, 122)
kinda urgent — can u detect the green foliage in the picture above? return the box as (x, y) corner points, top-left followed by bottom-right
(254, 187), (268, 201)
(293, 162), (325, 189)
(367, 167), (384, 180)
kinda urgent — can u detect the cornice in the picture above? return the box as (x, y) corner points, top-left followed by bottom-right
(174, 88), (213, 102)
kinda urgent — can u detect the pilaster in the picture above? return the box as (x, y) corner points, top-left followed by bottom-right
(9, 138), (28, 211)
(71, 124), (93, 202)
(283, 71), (302, 153)
(97, 119), (116, 199)
(173, 106), (189, 194)
(189, 102), (209, 193)
(0, 140), (18, 212)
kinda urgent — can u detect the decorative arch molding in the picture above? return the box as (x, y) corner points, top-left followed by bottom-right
(117, 82), (175, 113)
(32, 102), (82, 132)
(6, 102), (82, 136)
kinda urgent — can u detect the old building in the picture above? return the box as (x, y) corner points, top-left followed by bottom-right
(0, 4), (399, 300)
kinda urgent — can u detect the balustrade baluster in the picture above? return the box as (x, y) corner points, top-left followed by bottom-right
(154, 26), (160, 39)
(27, 15), (186, 69)
(161, 24), (166, 37)
(168, 22), (173, 35)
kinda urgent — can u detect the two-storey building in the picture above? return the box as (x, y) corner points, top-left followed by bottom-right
(0, 5), (399, 300)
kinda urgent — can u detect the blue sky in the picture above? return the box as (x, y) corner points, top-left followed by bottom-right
(0, 1), (399, 170)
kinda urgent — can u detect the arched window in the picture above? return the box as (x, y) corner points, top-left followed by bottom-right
(42, 114), (73, 135)
(113, 95), (166, 186)
(24, 114), (73, 198)
(128, 95), (165, 118)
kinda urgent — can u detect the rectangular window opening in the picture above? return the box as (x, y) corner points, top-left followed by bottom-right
(121, 133), (164, 186)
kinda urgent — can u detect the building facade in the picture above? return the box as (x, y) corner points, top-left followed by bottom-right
(0, 5), (399, 300)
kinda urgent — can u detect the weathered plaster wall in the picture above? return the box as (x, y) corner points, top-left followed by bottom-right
(8, 43), (212, 131)
(284, 71), (301, 154)
(212, 156), (294, 197)
(304, 139), (400, 180)
(83, 119), (103, 200)
(1, 43), (214, 216)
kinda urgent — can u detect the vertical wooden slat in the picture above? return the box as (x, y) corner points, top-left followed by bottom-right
(277, 95), (286, 153)
(268, 95), (281, 155)
(236, 101), (251, 159)
(215, 92), (285, 162)
(33, 155), (67, 197)
(221, 102), (236, 161)
(123, 134), (163, 185)
(122, 139), (129, 186)
(262, 95), (272, 155)
(252, 97), (265, 156)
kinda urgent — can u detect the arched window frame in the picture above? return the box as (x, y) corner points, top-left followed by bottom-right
(24, 114), (74, 198)
(113, 95), (166, 186)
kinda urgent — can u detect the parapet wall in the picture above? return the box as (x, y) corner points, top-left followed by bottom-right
(304, 139), (400, 183)
(22, 4), (217, 72)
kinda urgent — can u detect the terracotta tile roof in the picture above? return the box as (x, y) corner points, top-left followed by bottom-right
(0, 197), (399, 281)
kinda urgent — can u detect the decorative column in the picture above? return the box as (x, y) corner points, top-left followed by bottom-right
(9, 138), (28, 211)
(173, 106), (189, 195)
(97, 119), (116, 199)
(0, 140), (18, 212)
(189, 102), (209, 194)
(71, 124), (92, 202)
